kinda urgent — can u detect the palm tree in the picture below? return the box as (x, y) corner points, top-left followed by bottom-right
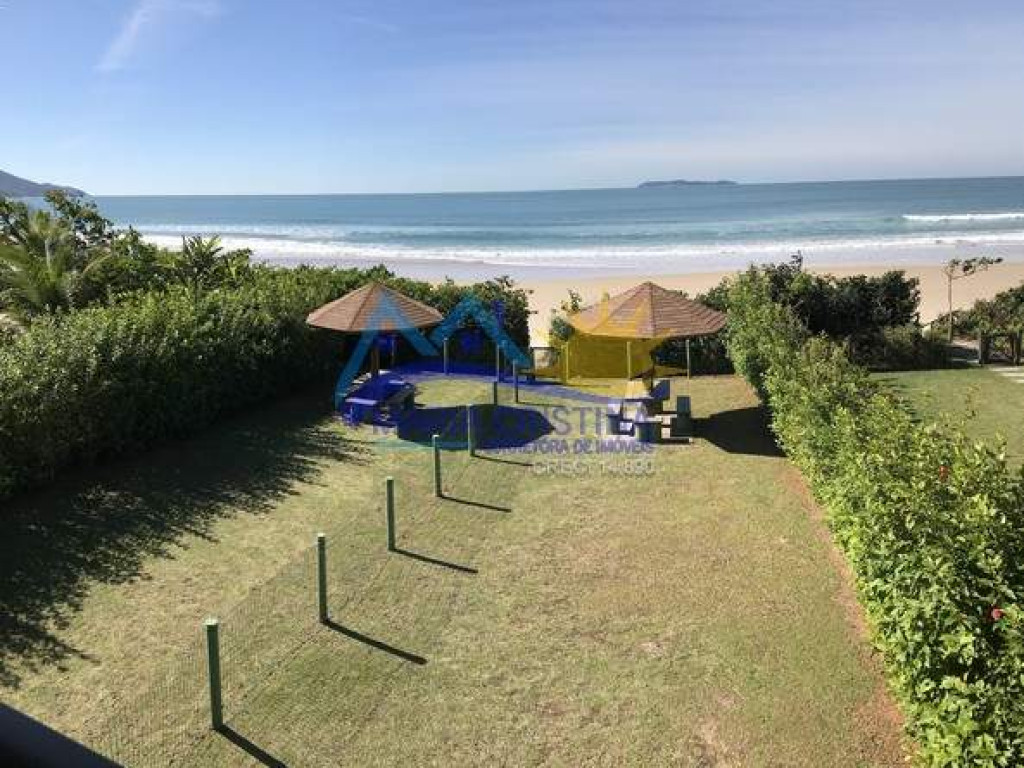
(0, 209), (109, 324)
(163, 235), (251, 291)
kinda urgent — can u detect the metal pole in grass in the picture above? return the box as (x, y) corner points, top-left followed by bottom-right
(317, 533), (328, 624)
(492, 380), (499, 407)
(204, 619), (223, 731)
(513, 362), (519, 403)
(432, 434), (442, 497)
(385, 476), (396, 551)
(495, 342), (502, 381)
(466, 405), (475, 455)
(443, 338), (450, 374)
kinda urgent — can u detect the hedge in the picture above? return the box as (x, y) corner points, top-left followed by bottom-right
(0, 266), (531, 500)
(726, 268), (1024, 766)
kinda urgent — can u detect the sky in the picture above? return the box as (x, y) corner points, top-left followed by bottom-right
(3, 0), (1024, 194)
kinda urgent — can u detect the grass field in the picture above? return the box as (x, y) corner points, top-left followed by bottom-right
(0, 374), (903, 766)
(876, 366), (1024, 465)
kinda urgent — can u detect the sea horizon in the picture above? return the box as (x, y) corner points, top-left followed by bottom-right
(81, 172), (1024, 198)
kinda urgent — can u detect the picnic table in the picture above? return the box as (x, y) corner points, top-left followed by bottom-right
(341, 377), (415, 424)
(607, 381), (692, 443)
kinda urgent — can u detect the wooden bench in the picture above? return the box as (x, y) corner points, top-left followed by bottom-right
(634, 415), (660, 443)
(341, 378), (416, 424)
(380, 383), (415, 421)
(342, 396), (379, 424)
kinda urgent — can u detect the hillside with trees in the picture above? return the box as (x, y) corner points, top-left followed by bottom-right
(0, 169), (86, 198)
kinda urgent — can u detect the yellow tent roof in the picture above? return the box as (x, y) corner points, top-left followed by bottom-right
(568, 281), (726, 339)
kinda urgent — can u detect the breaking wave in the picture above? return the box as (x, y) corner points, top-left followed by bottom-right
(903, 212), (1024, 223)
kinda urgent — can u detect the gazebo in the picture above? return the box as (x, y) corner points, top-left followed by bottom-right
(567, 281), (726, 380)
(566, 281), (726, 442)
(307, 282), (443, 420)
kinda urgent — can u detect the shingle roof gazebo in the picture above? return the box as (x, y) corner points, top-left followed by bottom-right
(567, 281), (727, 379)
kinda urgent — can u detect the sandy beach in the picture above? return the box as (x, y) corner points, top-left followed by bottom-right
(523, 261), (1024, 344)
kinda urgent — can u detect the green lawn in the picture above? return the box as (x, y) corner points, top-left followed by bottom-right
(875, 367), (1024, 465)
(1, 375), (902, 766)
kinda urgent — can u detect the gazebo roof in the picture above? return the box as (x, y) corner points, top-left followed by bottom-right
(306, 282), (443, 332)
(568, 281), (727, 339)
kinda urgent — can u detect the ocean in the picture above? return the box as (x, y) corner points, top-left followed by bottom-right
(91, 176), (1024, 281)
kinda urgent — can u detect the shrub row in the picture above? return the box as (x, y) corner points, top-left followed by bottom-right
(726, 268), (1024, 766)
(0, 266), (531, 500)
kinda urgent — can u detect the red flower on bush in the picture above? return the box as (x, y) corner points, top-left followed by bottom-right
(991, 607), (1005, 622)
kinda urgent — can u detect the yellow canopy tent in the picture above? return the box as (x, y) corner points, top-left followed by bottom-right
(561, 281), (726, 381)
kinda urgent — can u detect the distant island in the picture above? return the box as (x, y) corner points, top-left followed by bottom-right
(0, 169), (86, 198)
(638, 179), (738, 188)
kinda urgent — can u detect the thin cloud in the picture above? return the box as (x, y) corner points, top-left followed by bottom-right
(344, 13), (400, 34)
(97, 0), (221, 73)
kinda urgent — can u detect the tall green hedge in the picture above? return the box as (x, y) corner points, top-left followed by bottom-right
(727, 268), (1024, 766)
(0, 266), (531, 499)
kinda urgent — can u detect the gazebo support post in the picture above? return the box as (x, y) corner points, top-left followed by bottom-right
(685, 338), (692, 379)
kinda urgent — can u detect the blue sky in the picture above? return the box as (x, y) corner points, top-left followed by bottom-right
(3, 0), (1024, 194)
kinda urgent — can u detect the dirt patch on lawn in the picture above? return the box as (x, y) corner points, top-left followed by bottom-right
(686, 718), (740, 768)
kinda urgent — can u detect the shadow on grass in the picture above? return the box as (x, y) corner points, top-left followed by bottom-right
(324, 619), (427, 665)
(397, 405), (553, 450)
(219, 724), (288, 767)
(473, 405), (555, 450)
(396, 405), (467, 448)
(698, 405), (785, 458)
(394, 547), (477, 574)
(442, 494), (512, 513)
(473, 452), (533, 468)
(0, 392), (365, 689)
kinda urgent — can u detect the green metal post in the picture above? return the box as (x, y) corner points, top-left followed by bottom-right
(467, 405), (475, 455)
(385, 477), (396, 551)
(316, 533), (328, 624)
(204, 618), (223, 731)
(495, 342), (502, 381)
(513, 362), (519, 403)
(432, 434), (442, 497)
(443, 338), (449, 374)
(492, 380), (498, 407)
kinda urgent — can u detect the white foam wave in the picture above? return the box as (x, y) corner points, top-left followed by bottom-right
(903, 212), (1024, 223)
(137, 223), (355, 240)
(142, 230), (1024, 271)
